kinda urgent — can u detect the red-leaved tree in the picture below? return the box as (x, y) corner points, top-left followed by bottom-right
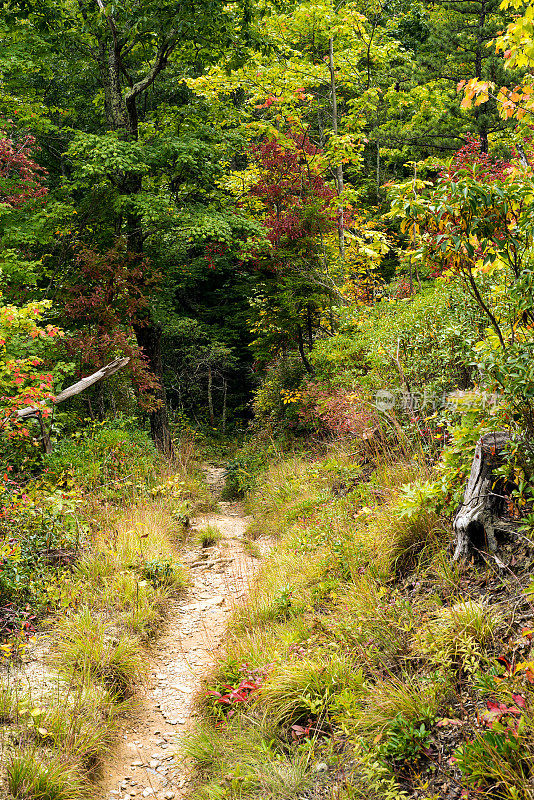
(246, 131), (340, 373)
(62, 244), (162, 411)
(0, 131), (47, 209)
(249, 131), (337, 255)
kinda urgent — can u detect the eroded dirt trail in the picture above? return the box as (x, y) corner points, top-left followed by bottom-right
(97, 467), (267, 800)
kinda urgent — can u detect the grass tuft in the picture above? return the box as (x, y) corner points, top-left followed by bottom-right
(257, 654), (365, 726)
(54, 607), (146, 697)
(413, 599), (500, 672)
(6, 751), (85, 800)
(193, 524), (222, 548)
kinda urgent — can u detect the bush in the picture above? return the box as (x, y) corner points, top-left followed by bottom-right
(222, 438), (275, 499)
(43, 417), (156, 493)
(0, 486), (86, 615)
(295, 382), (379, 441)
(311, 283), (484, 402)
(251, 354), (307, 434)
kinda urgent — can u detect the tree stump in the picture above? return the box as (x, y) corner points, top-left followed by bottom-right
(452, 431), (511, 562)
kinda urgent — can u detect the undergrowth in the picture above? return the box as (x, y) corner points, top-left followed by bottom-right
(184, 444), (534, 800)
(0, 429), (205, 799)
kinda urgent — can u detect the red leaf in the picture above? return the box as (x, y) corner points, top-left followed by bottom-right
(512, 694), (526, 708)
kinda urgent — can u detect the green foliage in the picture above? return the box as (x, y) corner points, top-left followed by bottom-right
(43, 418), (156, 494)
(312, 283), (483, 400)
(347, 743), (410, 800)
(0, 296), (64, 464)
(141, 558), (181, 588)
(222, 439), (274, 499)
(413, 600), (500, 674)
(0, 487), (86, 612)
(250, 355), (307, 435)
(396, 479), (439, 518)
(377, 713), (431, 766)
(434, 396), (506, 514)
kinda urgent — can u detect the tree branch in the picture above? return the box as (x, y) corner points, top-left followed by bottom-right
(125, 31), (178, 105)
(15, 357), (130, 419)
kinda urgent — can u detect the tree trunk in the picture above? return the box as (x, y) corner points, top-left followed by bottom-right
(96, 32), (175, 456)
(222, 377), (227, 435)
(453, 431), (510, 562)
(208, 367), (215, 426)
(328, 36), (345, 259)
(297, 325), (315, 376)
(134, 323), (175, 458)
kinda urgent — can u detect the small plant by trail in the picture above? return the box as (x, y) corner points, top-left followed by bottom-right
(377, 713), (432, 767)
(194, 524), (222, 548)
(205, 663), (273, 721)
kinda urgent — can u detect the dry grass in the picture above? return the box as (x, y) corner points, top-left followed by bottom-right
(54, 607), (147, 697)
(1, 458), (201, 800)
(6, 751), (85, 800)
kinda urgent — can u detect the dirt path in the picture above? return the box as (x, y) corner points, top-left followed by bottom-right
(97, 466), (267, 800)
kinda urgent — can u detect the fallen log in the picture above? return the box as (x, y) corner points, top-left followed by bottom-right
(9, 357), (130, 454)
(452, 430), (510, 563)
(15, 356), (130, 419)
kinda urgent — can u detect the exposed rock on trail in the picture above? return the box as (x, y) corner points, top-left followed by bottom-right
(97, 466), (268, 800)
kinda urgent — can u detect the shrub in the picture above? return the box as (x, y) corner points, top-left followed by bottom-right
(251, 354), (307, 434)
(141, 558), (185, 588)
(43, 417), (156, 493)
(334, 674), (444, 742)
(296, 382), (379, 441)
(222, 439), (274, 499)
(377, 713), (432, 766)
(0, 487), (86, 614)
(311, 283), (483, 401)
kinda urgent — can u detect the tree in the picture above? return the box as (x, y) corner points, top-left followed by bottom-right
(389, 136), (534, 442)
(246, 131), (339, 373)
(0, 0), (252, 453)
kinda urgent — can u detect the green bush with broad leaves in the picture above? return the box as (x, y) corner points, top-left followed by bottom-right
(42, 417), (157, 494)
(311, 283), (484, 402)
(0, 487), (87, 614)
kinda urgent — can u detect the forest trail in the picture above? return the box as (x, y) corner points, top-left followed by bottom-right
(97, 466), (269, 800)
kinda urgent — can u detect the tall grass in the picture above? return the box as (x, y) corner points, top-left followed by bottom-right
(0, 447), (199, 799)
(184, 444), (471, 800)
